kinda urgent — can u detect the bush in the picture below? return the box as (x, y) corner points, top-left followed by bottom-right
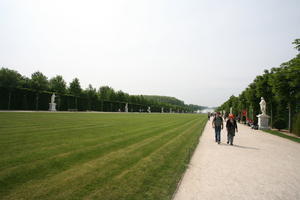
(273, 118), (286, 131)
(292, 112), (300, 136)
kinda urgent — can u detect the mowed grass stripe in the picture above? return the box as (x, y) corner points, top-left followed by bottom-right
(39, 118), (200, 200)
(0, 114), (174, 148)
(0, 118), (180, 169)
(0, 119), (190, 197)
(0, 113), (206, 200)
(79, 118), (204, 200)
(0, 118), (186, 182)
(84, 119), (206, 200)
(3, 118), (199, 200)
(0, 113), (180, 155)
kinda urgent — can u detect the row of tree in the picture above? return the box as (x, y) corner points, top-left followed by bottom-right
(217, 39), (300, 135)
(143, 95), (206, 111)
(0, 68), (204, 113)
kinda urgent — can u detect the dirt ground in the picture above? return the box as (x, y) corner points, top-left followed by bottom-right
(173, 120), (300, 200)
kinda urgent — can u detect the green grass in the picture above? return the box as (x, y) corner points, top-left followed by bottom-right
(0, 112), (207, 200)
(263, 129), (300, 144)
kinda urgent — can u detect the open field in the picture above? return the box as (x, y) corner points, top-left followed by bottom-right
(0, 112), (207, 200)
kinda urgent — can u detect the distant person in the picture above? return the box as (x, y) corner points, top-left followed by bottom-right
(208, 112), (210, 121)
(226, 114), (238, 145)
(212, 112), (223, 144)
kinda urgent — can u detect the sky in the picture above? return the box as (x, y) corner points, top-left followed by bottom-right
(0, 0), (299, 107)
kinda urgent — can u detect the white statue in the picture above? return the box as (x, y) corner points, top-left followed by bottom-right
(51, 93), (56, 103)
(147, 106), (151, 113)
(259, 97), (266, 115)
(49, 93), (57, 111)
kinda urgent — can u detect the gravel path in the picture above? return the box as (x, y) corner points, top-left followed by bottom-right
(173, 120), (300, 200)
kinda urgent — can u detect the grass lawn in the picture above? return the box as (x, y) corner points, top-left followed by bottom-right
(263, 129), (300, 144)
(0, 112), (207, 200)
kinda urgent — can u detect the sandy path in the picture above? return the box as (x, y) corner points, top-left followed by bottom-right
(173, 120), (300, 200)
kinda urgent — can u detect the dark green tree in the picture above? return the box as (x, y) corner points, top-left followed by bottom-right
(116, 90), (129, 102)
(49, 75), (67, 94)
(69, 78), (82, 109)
(254, 71), (275, 125)
(85, 84), (98, 110)
(30, 71), (49, 110)
(0, 68), (22, 109)
(98, 86), (115, 101)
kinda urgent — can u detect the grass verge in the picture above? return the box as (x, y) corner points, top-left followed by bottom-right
(263, 129), (300, 144)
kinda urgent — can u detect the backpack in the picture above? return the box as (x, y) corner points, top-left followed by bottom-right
(214, 117), (223, 127)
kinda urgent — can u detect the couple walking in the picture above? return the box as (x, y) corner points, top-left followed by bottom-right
(212, 112), (238, 145)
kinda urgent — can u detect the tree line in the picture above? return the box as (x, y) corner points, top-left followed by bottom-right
(0, 68), (204, 113)
(217, 39), (300, 136)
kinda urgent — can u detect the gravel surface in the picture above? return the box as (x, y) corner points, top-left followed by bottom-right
(174, 120), (300, 200)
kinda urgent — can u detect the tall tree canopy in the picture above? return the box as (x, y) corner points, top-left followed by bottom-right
(49, 75), (67, 94)
(30, 71), (49, 92)
(69, 78), (82, 97)
(217, 39), (300, 134)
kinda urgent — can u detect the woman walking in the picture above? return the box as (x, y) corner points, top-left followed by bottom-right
(226, 114), (238, 145)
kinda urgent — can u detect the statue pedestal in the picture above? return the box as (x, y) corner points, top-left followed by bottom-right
(49, 103), (56, 111)
(257, 114), (270, 130)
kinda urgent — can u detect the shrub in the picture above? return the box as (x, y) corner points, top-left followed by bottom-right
(273, 118), (286, 131)
(292, 112), (300, 136)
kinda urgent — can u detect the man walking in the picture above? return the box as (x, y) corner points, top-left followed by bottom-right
(212, 112), (223, 144)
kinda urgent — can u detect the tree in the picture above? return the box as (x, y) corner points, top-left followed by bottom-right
(116, 90), (129, 102)
(0, 68), (22, 109)
(69, 78), (82, 96)
(254, 71), (275, 125)
(20, 76), (31, 88)
(238, 91), (248, 113)
(30, 71), (49, 110)
(98, 86), (115, 101)
(49, 75), (67, 94)
(270, 67), (294, 131)
(85, 84), (98, 110)
(30, 71), (49, 91)
(292, 38), (300, 51)
(244, 83), (260, 122)
(69, 78), (82, 109)
(275, 50), (300, 132)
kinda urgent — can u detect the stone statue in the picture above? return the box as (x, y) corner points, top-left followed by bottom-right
(259, 97), (266, 115)
(51, 93), (56, 103)
(49, 93), (57, 111)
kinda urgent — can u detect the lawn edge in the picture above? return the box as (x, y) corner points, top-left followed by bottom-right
(171, 119), (208, 200)
(263, 129), (300, 144)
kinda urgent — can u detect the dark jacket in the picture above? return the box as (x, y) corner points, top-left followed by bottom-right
(226, 119), (237, 135)
(213, 116), (223, 127)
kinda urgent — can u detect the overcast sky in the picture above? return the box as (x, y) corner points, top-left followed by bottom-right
(1, 0), (299, 107)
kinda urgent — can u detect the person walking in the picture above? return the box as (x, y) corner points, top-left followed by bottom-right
(226, 114), (238, 145)
(212, 112), (223, 144)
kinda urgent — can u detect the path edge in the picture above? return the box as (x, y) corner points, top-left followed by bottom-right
(171, 120), (209, 200)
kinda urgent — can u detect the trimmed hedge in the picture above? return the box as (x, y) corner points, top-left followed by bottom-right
(0, 87), (165, 112)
